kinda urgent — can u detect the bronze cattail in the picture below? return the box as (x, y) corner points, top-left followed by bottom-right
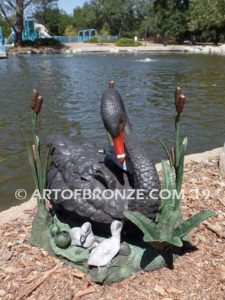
(175, 87), (186, 113)
(109, 80), (115, 89)
(34, 96), (43, 114)
(170, 147), (176, 167)
(32, 144), (37, 161)
(176, 94), (186, 113)
(175, 87), (181, 103)
(31, 89), (39, 110)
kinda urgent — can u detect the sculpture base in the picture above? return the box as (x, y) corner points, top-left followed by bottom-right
(29, 205), (185, 284)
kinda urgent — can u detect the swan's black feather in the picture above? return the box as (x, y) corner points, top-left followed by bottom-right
(47, 136), (130, 223)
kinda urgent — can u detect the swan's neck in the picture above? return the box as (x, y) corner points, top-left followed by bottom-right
(124, 119), (160, 192)
(112, 232), (121, 241)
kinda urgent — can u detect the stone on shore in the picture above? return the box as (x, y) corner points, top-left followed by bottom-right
(219, 143), (225, 177)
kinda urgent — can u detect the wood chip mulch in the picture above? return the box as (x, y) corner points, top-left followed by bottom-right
(0, 156), (224, 300)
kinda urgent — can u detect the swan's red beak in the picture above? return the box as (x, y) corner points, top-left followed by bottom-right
(113, 131), (125, 164)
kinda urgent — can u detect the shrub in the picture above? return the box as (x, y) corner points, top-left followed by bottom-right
(84, 37), (99, 43)
(64, 25), (77, 37)
(115, 38), (141, 47)
(21, 38), (61, 48)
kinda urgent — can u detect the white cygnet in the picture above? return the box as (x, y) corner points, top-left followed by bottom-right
(70, 222), (95, 249)
(88, 220), (123, 267)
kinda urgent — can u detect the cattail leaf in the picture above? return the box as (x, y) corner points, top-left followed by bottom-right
(124, 211), (158, 241)
(42, 144), (52, 190)
(34, 135), (42, 193)
(170, 236), (183, 248)
(35, 135), (41, 155)
(158, 162), (179, 238)
(176, 137), (188, 195)
(162, 160), (176, 191)
(174, 210), (215, 238)
(175, 113), (180, 168)
(159, 211), (180, 241)
(159, 139), (173, 168)
(20, 128), (39, 190)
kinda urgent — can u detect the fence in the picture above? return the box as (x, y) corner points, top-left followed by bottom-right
(51, 35), (119, 44)
(0, 27), (6, 52)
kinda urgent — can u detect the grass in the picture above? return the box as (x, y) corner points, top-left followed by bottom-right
(85, 37), (142, 46)
(84, 37), (117, 44)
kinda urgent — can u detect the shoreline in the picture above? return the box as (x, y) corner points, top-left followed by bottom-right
(6, 42), (225, 56)
(0, 51), (7, 59)
(0, 147), (222, 225)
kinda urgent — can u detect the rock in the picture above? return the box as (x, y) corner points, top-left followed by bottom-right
(154, 285), (167, 296)
(0, 248), (12, 261)
(0, 289), (6, 297)
(118, 242), (131, 256)
(219, 144), (225, 177)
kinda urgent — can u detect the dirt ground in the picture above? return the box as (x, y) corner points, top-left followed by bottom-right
(0, 156), (225, 300)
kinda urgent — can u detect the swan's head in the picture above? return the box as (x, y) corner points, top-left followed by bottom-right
(81, 222), (92, 235)
(110, 220), (123, 236)
(101, 81), (127, 166)
(80, 222), (92, 244)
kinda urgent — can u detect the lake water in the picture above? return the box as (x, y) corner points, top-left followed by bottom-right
(0, 52), (224, 211)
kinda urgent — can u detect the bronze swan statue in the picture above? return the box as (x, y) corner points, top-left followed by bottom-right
(47, 82), (160, 224)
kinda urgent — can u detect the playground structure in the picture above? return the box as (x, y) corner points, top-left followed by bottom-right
(0, 27), (7, 58)
(7, 19), (50, 45)
(53, 28), (118, 43)
(7, 19), (118, 45)
(23, 19), (39, 41)
(78, 28), (97, 40)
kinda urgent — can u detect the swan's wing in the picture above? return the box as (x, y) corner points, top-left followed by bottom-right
(48, 135), (110, 187)
(47, 136), (127, 223)
(88, 238), (117, 266)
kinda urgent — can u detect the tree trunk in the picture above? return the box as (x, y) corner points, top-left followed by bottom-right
(14, 0), (24, 45)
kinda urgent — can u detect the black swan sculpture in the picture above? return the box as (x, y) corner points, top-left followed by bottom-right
(47, 82), (161, 224)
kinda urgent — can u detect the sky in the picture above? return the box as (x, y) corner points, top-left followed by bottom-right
(58, 0), (86, 14)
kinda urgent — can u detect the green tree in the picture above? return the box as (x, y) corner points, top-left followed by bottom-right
(35, 7), (72, 35)
(0, 16), (11, 36)
(188, 0), (225, 44)
(73, 0), (145, 37)
(64, 24), (76, 37)
(141, 0), (189, 43)
(0, 0), (57, 45)
(73, 3), (97, 31)
(97, 0), (145, 36)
